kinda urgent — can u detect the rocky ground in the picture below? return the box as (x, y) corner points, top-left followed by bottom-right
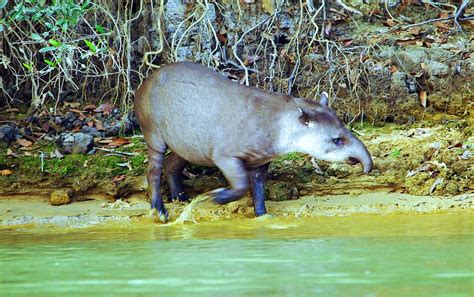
(0, 102), (472, 228)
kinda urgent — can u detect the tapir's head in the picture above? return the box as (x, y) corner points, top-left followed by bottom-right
(280, 93), (373, 174)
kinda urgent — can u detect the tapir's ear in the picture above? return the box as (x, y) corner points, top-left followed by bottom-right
(319, 92), (329, 107)
(298, 108), (313, 126)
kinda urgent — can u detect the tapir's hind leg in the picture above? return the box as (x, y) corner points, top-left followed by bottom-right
(164, 152), (189, 202)
(213, 157), (249, 204)
(147, 139), (168, 222)
(249, 163), (270, 216)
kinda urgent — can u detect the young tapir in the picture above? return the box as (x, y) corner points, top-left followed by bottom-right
(134, 62), (373, 222)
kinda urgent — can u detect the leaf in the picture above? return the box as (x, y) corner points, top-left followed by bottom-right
(385, 19), (397, 27)
(17, 138), (33, 147)
(22, 63), (33, 71)
(41, 121), (50, 132)
(116, 162), (132, 171)
(84, 39), (97, 53)
(95, 121), (105, 131)
(342, 39), (353, 47)
(216, 32), (227, 44)
(49, 38), (61, 47)
(108, 137), (131, 147)
(31, 33), (42, 41)
(419, 90), (427, 108)
(113, 175), (126, 183)
(6, 148), (17, 157)
(433, 21), (451, 31)
(408, 27), (422, 36)
(82, 0), (91, 9)
(324, 22), (332, 35)
(95, 103), (115, 114)
(262, 0), (274, 13)
(0, 24), (4, 33)
(50, 149), (64, 159)
(83, 104), (96, 111)
(44, 59), (56, 67)
(95, 24), (105, 34)
(63, 101), (81, 108)
(0, 169), (13, 176)
(0, 0), (8, 10)
(389, 149), (401, 158)
(39, 46), (56, 53)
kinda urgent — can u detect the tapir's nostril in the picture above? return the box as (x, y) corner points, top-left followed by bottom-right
(347, 157), (360, 165)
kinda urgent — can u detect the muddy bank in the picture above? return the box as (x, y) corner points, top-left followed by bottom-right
(1, 121), (472, 201)
(1, 192), (472, 229)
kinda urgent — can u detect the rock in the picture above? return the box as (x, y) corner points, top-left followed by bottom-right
(128, 111), (141, 130)
(0, 124), (18, 142)
(61, 112), (77, 125)
(81, 125), (101, 137)
(425, 46), (452, 61)
(278, 12), (293, 30)
(105, 122), (121, 137)
(266, 181), (291, 201)
(397, 48), (427, 72)
(226, 201), (240, 213)
(164, 0), (185, 35)
(290, 187), (300, 200)
(426, 60), (450, 77)
(379, 49), (394, 61)
(405, 75), (417, 93)
(57, 132), (94, 154)
(176, 46), (194, 61)
(391, 71), (409, 94)
(223, 10), (238, 30)
(49, 190), (70, 206)
(306, 53), (325, 63)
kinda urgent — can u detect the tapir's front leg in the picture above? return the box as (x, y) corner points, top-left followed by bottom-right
(249, 163), (270, 216)
(212, 157), (249, 204)
(147, 144), (168, 222)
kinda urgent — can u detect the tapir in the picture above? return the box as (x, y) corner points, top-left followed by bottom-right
(134, 62), (373, 222)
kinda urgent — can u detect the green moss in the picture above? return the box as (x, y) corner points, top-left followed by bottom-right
(20, 156), (43, 172)
(130, 154), (146, 175)
(88, 155), (128, 177)
(275, 152), (305, 164)
(46, 154), (88, 176)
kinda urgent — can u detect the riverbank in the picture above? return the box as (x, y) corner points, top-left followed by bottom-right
(1, 191), (472, 229)
(1, 120), (473, 229)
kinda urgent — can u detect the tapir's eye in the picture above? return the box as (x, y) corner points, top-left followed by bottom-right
(333, 138), (343, 146)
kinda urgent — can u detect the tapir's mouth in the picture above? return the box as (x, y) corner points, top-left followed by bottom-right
(346, 157), (360, 165)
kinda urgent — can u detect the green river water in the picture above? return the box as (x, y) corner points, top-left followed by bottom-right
(0, 212), (473, 296)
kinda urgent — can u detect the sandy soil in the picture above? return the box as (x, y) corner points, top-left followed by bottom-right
(1, 191), (472, 229)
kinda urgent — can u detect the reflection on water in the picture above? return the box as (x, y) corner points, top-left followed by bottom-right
(0, 213), (473, 296)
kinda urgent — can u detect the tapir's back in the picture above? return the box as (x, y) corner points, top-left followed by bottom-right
(135, 62), (288, 164)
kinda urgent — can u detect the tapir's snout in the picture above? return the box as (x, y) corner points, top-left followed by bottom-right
(362, 157), (373, 174)
(346, 157), (360, 165)
(346, 156), (372, 174)
(346, 137), (373, 174)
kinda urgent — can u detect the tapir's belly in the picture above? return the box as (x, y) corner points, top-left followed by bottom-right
(149, 68), (277, 167)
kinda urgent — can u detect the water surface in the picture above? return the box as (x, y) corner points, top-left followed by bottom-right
(1, 213), (473, 296)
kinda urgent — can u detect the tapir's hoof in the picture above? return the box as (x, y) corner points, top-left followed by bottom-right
(148, 208), (169, 223)
(209, 188), (227, 205)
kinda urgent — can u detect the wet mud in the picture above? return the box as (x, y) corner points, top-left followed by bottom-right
(0, 192), (472, 229)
